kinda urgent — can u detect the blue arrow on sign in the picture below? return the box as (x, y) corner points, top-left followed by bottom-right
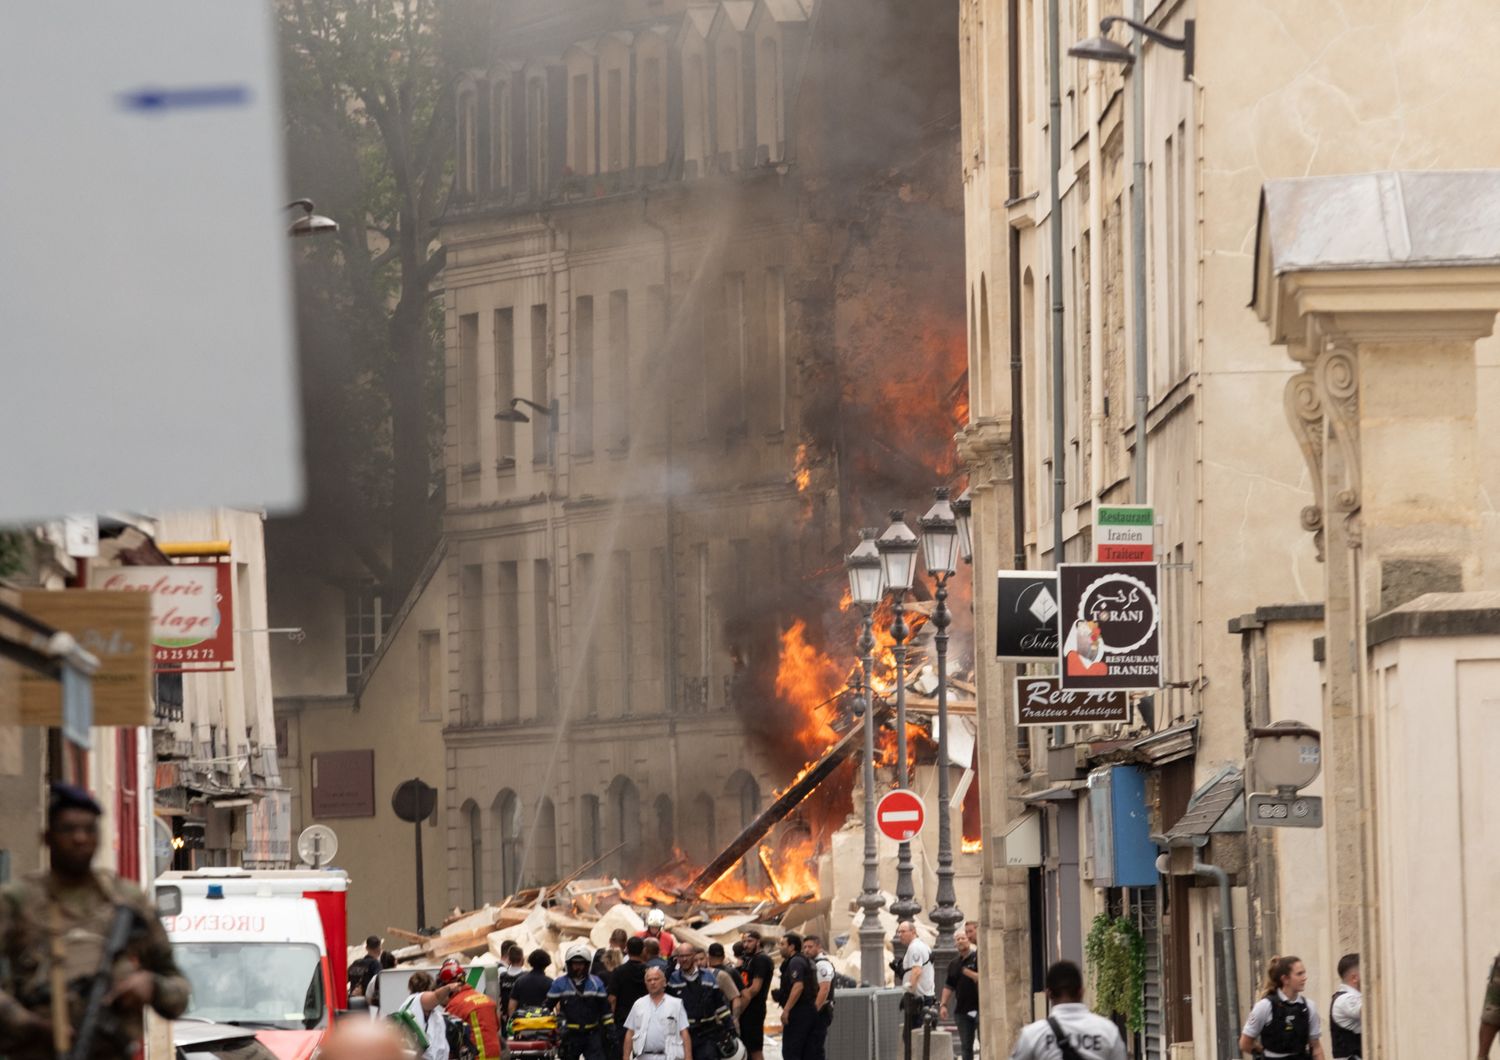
(118, 85), (252, 112)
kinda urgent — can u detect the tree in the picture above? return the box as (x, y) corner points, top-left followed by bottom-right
(278, 0), (486, 596)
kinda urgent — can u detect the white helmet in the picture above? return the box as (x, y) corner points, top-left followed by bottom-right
(645, 908), (667, 930)
(565, 941), (592, 966)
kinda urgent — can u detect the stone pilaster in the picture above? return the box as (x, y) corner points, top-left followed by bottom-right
(956, 415), (1033, 1049)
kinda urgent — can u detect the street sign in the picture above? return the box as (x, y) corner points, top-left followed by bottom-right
(876, 788), (926, 842)
(1058, 563), (1163, 691)
(1248, 793), (1324, 829)
(0, 5), (301, 520)
(1095, 506), (1155, 562)
(1014, 676), (1130, 727)
(996, 571), (1061, 662)
(88, 563), (236, 671)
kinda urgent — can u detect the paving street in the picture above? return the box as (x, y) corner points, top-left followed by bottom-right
(4, 3), (1500, 1060)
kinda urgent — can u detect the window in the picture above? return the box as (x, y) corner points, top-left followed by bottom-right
(605, 68), (624, 171)
(716, 46), (741, 169)
(608, 776), (641, 876)
(640, 57), (664, 169)
(571, 72), (591, 175)
(491, 81), (510, 194)
(655, 795), (674, 849)
(498, 561), (520, 722)
(764, 268), (786, 433)
(646, 285), (668, 448)
(575, 552), (598, 717)
(459, 313), (480, 474)
(532, 798), (558, 884)
(460, 564), (484, 723)
(690, 792), (716, 861)
(725, 273), (747, 431)
(418, 629), (442, 721)
(530, 304), (550, 464)
(526, 77), (548, 193)
(755, 36), (782, 163)
(573, 295), (594, 455)
(695, 544), (710, 709)
(613, 550), (633, 715)
(650, 546), (669, 700)
(495, 790), (522, 897)
(495, 308), (516, 469)
(608, 290), (630, 451)
(684, 53), (708, 174)
(458, 88), (478, 194)
(533, 559), (555, 712)
(579, 794), (602, 864)
(344, 584), (386, 693)
(464, 801), (483, 907)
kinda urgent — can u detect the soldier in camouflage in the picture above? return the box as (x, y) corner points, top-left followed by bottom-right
(0, 783), (190, 1060)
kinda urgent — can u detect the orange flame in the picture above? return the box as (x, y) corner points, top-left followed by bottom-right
(961, 838), (983, 854)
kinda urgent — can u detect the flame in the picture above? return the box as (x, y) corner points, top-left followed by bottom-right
(792, 443), (813, 492)
(775, 619), (845, 753)
(961, 838), (983, 854)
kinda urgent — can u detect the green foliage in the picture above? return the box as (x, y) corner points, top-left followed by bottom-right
(1084, 913), (1146, 1033)
(0, 528), (27, 578)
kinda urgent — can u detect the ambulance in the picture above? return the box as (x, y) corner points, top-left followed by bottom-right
(159, 869), (352, 1060)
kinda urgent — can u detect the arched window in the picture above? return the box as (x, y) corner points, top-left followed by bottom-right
(526, 76), (548, 194)
(494, 789), (522, 897)
(654, 794), (675, 851)
(458, 87), (478, 196)
(715, 46), (741, 169)
(684, 791), (716, 862)
(462, 799), (483, 908)
(725, 771), (761, 886)
(608, 776), (642, 876)
(579, 793), (602, 866)
(684, 52), (708, 176)
(531, 797), (558, 884)
(755, 36), (782, 163)
(491, 80), (510, 194)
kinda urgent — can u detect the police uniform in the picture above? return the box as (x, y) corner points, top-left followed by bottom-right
(667, 966), (734, 1059)
(1241, 990), (1322, 1060)
(1328, 984), (1361, 1060)
(548, 971), (614, 1060)
(0, 786), (190, 1060)
(1009, 1003), (1126, 1060)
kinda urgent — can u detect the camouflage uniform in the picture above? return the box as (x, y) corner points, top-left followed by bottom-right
(1484, 955), (1500, 1029)
(0, 869), (190, 1060)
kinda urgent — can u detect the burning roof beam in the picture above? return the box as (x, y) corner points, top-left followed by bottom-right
(683, 703), (888, 900)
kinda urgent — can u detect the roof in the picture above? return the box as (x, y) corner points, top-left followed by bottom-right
(1162, 765), (1244, 841)
(682, 5), (717, 39)
(710, 0), (755, 35)
(1252, 170), (1500, 310)
(757, 0), (808, 23)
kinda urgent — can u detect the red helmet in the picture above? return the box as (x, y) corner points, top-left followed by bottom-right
(437, 957), (466, 985)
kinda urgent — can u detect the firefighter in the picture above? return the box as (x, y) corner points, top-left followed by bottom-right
(668, 943), (738, 1060)
(637, 908), (677, 961)
(549, 942), (613, 1060)
(438, 957), (502, 1060)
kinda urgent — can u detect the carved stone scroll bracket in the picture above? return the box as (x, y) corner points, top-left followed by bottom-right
(1316, 342), (1362, 518)
(957, 416), (1014, 493)
(1284, 367), (1326, 562)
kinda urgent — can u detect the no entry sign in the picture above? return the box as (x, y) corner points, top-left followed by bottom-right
(876, 789), (926, 842)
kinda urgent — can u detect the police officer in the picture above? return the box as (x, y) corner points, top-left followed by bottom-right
(1328, 953), (1360, 1060)
(1481, 950), (1500, 1059)
(1008, 961), (1125, 1060)
(549, 942), (614, 1060)
(0, 783), (190, 1060)
(668, 943), (736, 1060)
(1239, 955), (1326, 1060)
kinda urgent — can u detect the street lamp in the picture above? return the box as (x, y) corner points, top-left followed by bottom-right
(876, 511), (921, 936)
(497, 397), (559, 465)
(919, 487), (964, 988)
(952, 487), (973, 565)
(1069, 12), (1194, 505)
(846, 528), (887, 986)
(284, 198), (339, 237)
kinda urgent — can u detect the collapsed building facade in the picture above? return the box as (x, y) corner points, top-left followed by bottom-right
(436, 0), (968, 908)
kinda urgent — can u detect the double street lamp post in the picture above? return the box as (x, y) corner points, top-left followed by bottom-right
(846, 528), (888, 986)
(877, 512), (922, 945)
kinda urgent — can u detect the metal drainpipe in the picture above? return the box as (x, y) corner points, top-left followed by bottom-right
(1194, 858), (1241, 1059)
(1130, 0), (1149, 504)
(1007, 0), (1025, 575)
(1048, 0), (1065, 568)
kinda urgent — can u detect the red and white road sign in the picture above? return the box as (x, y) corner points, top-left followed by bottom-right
(876, 788), (926, 842)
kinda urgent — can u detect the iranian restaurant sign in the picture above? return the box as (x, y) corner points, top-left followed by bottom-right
(88, 564), (235, 670)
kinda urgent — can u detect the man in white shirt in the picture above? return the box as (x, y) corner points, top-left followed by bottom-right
(896, 921), (935, 1031)
(623, 966), (693, 1060)
(1329, 953), (1362, 1060)
(1009, 961), (1125, 1060)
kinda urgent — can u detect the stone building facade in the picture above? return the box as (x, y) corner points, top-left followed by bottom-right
(958, 0), (1500, 1056)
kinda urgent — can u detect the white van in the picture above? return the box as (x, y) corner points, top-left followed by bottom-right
(163, 890), (335, 1060)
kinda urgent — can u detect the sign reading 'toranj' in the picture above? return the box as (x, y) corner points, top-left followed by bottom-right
(1014, 676), (1131, 726)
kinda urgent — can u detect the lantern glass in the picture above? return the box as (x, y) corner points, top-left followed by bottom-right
(876, 511), (920, 594)
(845, 531), (885, 607)
(920, 489), (959, 576)
(953, 488), (973, 563)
